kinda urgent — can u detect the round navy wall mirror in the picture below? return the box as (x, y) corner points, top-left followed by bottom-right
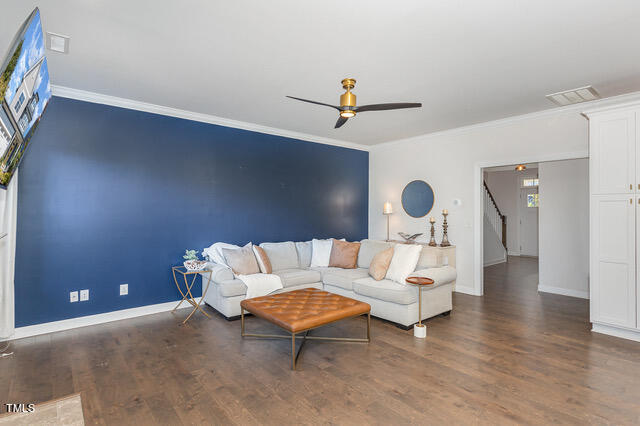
(401, 180), (435, 218)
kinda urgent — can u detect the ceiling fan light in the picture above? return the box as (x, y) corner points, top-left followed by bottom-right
(340, 110), (356, 118)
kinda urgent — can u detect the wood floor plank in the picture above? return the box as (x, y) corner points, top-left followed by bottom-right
(1, 256), (639, 424)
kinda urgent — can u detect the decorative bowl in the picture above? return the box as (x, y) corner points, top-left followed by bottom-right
(183, 260), (207, 271)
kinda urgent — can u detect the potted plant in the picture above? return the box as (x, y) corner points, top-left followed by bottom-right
(183, 249), (206, 271)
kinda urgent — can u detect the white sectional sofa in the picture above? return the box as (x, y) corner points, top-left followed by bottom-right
(200, 239), (457, 329)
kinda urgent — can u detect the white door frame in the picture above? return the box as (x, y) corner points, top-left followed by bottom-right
(473, 151), (589, 296)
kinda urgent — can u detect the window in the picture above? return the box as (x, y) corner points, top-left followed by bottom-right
(527, 193), (539, 208)
(522, 178), (539, 187)
(18, 114), (29, 133)
(14, 93), (25, 113)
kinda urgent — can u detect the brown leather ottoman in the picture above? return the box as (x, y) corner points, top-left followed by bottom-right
(240, 288), (371, 370)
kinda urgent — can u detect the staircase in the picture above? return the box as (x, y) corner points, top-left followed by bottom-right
(483, 181), (507, 265)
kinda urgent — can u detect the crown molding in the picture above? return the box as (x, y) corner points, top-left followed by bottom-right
(371, 89), (640, 150)
(50, 85), (369, 152)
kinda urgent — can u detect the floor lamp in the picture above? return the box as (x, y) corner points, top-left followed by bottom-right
(383, 202), (393, 241)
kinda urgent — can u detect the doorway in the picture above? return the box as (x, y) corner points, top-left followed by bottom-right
(478, 157), (589, 299)
(518, 181), (539, 257)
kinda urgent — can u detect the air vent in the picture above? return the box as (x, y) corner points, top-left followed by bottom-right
(546, 86), (600, 106)
(45, 32), (70, 54)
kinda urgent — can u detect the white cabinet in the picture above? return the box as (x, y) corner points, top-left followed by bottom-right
(590, 195), (635, 328)
(586, 103), (640, 341)
(589, 111), (635, 195)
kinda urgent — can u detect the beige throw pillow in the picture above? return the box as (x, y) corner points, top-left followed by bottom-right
(329, 239), (361, 269)
(223, 243), (260, 275)
(252, 245), (272, 274)
(369, 247), (394, 280)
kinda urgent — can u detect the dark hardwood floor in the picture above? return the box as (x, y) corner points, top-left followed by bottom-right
(2, 256), (640, 424)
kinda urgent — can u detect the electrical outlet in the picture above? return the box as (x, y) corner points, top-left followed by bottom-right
(80, 289), (89, 301)
(70, 291), (78, 303)
(120, 284), (128, 296)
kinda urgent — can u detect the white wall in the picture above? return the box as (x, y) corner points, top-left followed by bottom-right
(369, 109), (588, 295)
(483, 215), (506, 266)
(538, 159), (589, 299)
(485, 168), (538, 255)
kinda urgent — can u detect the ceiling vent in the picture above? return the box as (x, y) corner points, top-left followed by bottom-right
(546, 86), (600, 106)
(45, 32), (70, 54)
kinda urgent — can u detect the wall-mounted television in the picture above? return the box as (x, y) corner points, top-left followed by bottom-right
(0, 8), (51, 189)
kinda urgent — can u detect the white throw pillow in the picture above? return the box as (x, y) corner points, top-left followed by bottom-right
(202, 242), (240, 266)
(310, 239), (333, 267)
(385, 244), (422, 284)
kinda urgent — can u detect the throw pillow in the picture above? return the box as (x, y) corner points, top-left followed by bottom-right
(369, 247), (394, 280)
(223, 243), (260, 275)
(295, 241), (313, 268)
(203, 242), (239, 266)
(310, 238), (333, 267)
(329, 239), (361, 269)
(252, 245), (272, 274)
(385, 244), (422, 284)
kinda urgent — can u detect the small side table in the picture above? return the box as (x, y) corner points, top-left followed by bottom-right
(171, 266), (213, 324)
(406, 276), (434, 338)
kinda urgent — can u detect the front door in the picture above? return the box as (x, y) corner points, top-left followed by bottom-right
(519, 187), (539, 256)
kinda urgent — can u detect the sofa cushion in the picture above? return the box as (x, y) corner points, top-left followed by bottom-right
(259, 241), (299, 271)
(416, 247), (443, 269)
(409, 266), (457, 286)
(357, 239), (395, 269)
(309, 266), (343, 279)
(352, 277), (417, 305)
(273, 268), (322, 288)
(329, 239), (361, 269)
(217, 278), (247, 297)
(295, 241), (312, 268)
(322, 268), (370, 291)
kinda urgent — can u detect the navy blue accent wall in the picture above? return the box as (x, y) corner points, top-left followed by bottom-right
(15, 97), (368, 327)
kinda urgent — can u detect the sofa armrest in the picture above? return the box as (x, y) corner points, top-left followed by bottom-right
(199, 263), (234, 283)
(410, 266), (457, 286)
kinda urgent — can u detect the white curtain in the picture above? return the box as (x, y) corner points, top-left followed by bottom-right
(0, 174), (17, 340)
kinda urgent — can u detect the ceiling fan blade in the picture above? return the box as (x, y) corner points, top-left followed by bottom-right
(335, 116), (349, 128)
(286, 96), (340, 110)
(355, 103), (422, 113)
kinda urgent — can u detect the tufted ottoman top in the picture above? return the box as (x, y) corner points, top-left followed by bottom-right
(240, 288), (371, 333)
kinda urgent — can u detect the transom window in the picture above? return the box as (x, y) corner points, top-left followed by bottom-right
(522, 178), (539, 187)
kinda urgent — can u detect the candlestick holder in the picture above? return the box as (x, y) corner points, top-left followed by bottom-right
(440, 211), (451, 247)
(428, 217), (437, 247)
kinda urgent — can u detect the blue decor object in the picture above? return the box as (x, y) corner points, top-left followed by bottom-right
(401, 180), (434, 218)
(14, 97), (368, 327)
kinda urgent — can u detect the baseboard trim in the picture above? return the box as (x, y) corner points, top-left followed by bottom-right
(454, 285), (481, 296)
(538, 285), (588, 299)
(483, 258), (506, 267)
(592, 323), (640, 342)
(7, 298), (202, 341)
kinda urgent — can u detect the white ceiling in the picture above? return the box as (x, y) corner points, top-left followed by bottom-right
(2, 1), (640, 145)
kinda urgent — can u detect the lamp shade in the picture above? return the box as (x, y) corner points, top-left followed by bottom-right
(383, 202), (393, 215)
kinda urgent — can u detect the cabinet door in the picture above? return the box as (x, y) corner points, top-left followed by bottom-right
(590, 111), (636, 195)
(590, 194), (636, 328)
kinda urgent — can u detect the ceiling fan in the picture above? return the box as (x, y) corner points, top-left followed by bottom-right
(286, 78), (422, 128)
